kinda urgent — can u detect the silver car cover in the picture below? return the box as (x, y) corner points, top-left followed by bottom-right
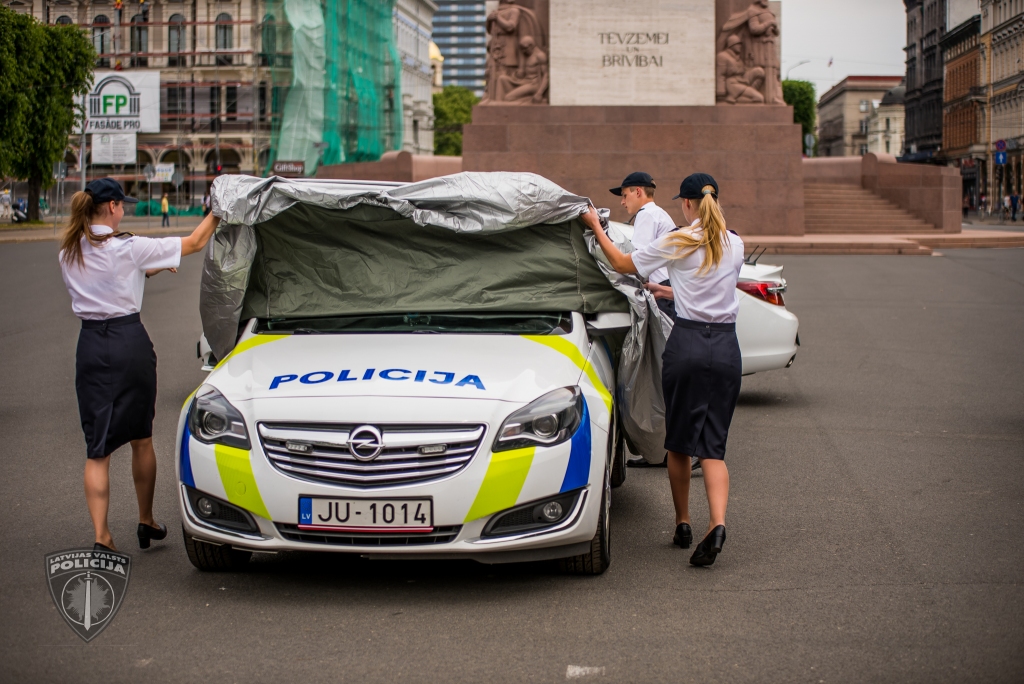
(205, 172), (669, 461)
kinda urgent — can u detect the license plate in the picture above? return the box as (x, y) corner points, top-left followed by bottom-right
(298, 497), (433, 532)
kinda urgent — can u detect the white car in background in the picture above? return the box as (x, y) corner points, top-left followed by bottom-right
(609, 222), (799, 375)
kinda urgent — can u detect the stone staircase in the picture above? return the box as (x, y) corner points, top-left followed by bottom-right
(804, 183), (941, 234)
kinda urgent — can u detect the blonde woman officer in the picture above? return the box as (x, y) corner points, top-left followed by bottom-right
(59, 178), (219, 552)
(581, 173), (743, 567)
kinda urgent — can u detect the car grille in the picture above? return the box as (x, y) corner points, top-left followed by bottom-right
(257, 422), (486, 488)
(276, 524), (461, 547)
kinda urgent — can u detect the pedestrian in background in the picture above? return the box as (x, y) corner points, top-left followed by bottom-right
(962, 194), (970, 220)
(0, 189), (11, 221)
(58, 178), (220, 552)
(160, 193), (170, 227)
(202, 192), (211, 216)
(1011, 191), (1019, 221)
(582, 173), (743, 567)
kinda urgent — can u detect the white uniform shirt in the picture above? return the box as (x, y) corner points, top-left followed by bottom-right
(632, 220), (745, 324)
(630, 202), (676, 285)
(59, 225), (182, 320)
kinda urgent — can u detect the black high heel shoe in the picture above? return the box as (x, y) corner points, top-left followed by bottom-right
(137, 522), (168, 549)
(673, 523), (692, 549)
(689, 525), (726, 566)
(93, 542), (116, 553)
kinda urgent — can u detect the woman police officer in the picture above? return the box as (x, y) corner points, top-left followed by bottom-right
(59, 178), (220, 552)
(581, 173), (743, 566)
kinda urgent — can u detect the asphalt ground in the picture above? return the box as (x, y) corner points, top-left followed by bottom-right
(1, 242), (1022, 683)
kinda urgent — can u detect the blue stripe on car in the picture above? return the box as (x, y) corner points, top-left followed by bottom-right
(560, 398), (591, 492)
(180, 419), (196, 488)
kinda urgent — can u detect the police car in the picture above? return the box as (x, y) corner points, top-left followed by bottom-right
(176, 310), (623, 574)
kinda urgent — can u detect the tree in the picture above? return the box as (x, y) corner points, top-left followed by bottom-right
(433, 86), (479, 156)
(0, 8), (93, 221)
(782, 79), (816, 155)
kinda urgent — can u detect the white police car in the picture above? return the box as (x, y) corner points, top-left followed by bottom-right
(176, 310), (622, 574)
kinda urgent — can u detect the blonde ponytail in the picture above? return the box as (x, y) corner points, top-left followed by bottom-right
(59, 191), (113, 267)
(664, 185), (730, 275)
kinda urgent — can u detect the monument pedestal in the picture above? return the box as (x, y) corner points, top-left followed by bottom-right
(462, 105), (805, 235)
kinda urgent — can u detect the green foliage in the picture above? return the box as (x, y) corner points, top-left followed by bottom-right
(0, 8), (93, 219)
(782, 79), (816, 153)
(433, 86), (479, 156)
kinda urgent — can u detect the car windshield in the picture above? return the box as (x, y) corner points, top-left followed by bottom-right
(254, 312), (573, 335)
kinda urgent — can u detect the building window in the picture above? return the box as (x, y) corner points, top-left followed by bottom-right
(859, 144), (869, 155)
(885, 118), (890, 132)
(167, 86), (186, 115)
(859, 100), (870, 113)
(210, 87), (221, 132)
(93, 15), (110, 68)
(225, 86), (238, 121)
(130, 12), (149, 67)
(55, 15), (73, 25)
(260, 14), (276, 66)
(168, 14), (186, 67)
(216, 13), (233, 66)
(886, 140), (891, 153)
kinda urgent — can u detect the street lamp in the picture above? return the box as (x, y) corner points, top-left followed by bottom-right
(786, 60), (811, 80)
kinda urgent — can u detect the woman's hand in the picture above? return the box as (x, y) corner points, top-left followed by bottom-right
(644, 282), (673, 301)
(145, 267), (178, 278)
(582, 205), (637, 275)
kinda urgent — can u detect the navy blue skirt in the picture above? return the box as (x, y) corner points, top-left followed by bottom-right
(661, 317), (742, 460)
(75, 313), (157, 459)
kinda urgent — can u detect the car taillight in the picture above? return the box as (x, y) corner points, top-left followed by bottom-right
(737, 281), (786, 306)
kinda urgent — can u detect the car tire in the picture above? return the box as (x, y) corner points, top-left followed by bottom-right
(609, 407), (626, 489)
(182, 527), (252, 571)
(558, 470), (611, 575)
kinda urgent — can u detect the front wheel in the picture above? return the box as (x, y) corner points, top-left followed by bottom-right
(183, 527), (252, 571)
(558, 472), (611, 575)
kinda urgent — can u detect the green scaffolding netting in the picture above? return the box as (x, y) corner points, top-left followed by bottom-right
(263, 0), (402, 176)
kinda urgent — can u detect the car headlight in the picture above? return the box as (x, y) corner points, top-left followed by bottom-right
(188, 385), (250, 449)
(493, 387), (583, 452)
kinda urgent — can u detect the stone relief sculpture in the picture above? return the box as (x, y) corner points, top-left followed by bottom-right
(716, 0), (783, 105)
(481, 0), (549, 105)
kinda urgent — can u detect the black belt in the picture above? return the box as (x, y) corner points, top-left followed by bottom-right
(81, 313), (141, 329)
(674, 316), (735, 332)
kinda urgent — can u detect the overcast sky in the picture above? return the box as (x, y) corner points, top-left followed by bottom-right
(781, 0), (907, 99)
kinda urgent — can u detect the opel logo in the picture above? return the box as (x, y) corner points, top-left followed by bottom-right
(348, 425), (384, 462)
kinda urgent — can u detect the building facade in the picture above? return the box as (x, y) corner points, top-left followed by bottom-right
(431, 0), (486, 97)
(903, 0), (947, 161)
(981, 0), (1024, 201)
(817, 76), (905, 157)
(867, 82), (907, 157)
(941, 12), (985, 205)
(2, 0), (431, 204)
(394, 0), (438, 156)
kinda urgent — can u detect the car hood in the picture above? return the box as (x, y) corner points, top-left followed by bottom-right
(206, 333), (585, 404)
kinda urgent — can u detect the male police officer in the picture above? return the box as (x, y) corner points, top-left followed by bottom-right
(609, 173), (699, 472)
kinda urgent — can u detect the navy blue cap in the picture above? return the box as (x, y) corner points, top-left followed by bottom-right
(610, 171), (656, 196)
(86, 178), (138, 204)
(673, 173), (719, 201)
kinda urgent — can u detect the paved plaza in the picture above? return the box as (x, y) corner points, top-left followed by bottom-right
(1, 241), (1021, 682)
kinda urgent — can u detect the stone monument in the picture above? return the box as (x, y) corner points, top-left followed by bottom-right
(461, 0), (805, 234)
(480, 0), (550, 105)
(715, 0), (784, 105)
(547, 0), (715, 106)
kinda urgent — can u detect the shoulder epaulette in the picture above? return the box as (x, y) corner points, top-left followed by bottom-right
(113, 231), (136, 238)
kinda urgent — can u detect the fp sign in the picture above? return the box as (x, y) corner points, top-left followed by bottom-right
(85, 71), (160, 133)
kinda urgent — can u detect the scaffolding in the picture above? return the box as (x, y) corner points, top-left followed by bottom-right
(264, 0), (402, 174)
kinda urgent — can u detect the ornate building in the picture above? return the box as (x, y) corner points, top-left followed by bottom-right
(941, 12), (984, 205)
(817, 76), (904, 157)
(867, 82), (906, 157)
(2, 0), (433, 205)
(981, 0), (1024, 200)
(904, 0), (948, 162)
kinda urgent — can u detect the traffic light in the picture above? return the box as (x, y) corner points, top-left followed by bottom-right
(215, 164), (223, 175)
